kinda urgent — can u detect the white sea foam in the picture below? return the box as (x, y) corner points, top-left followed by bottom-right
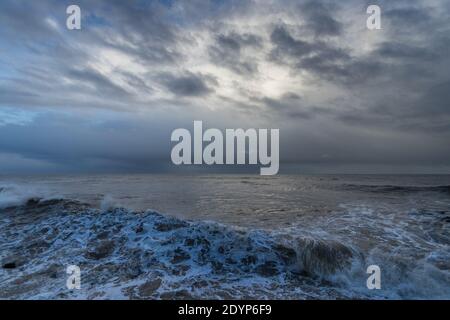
(0, 184), (47, 209)
(100, 194), (124, 211)
(0, 175), (449, 300)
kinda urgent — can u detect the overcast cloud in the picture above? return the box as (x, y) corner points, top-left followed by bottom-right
(0, 0), (449, 174)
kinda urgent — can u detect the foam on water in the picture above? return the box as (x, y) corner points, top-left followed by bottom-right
(0, 194), (448, 299)
(0, 184), (51, 209)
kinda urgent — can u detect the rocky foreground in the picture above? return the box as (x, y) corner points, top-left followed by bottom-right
(0, 198), (368, 300)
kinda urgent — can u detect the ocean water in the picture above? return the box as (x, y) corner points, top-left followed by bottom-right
(0, 174), (449, 299)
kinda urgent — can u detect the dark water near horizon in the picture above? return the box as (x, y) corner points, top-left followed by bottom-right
(0, 174), (449, 299)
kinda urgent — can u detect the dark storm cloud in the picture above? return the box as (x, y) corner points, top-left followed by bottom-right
(411, 81), (450, 118)
(0, 114), (172, 173)
(300, 1), (343, 36)
(209, 32), (262, 75)
(119, 71), (153, 93)
(384, 6), (432, 27)
(0, 1), (181, 112)
(258, 93), (330, 120)
(159, 72), (215, 97)
(330, 78), (450, 134)
(269, 25), (382, 85)
(374, 42), (437, 61)
(270, 25), (316, 59)
(53, 0), (182, 66)
(1, 0), (450, 173)
(0, 1), (60, 40)
(66, 68), (131, 98)
(269, 24), (350, 68)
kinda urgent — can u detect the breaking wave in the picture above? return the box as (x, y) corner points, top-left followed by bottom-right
(0, 193), (449, 300)
(0, 184), (55, 209)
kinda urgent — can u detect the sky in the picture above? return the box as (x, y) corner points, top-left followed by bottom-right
(0, 0), (449, 174)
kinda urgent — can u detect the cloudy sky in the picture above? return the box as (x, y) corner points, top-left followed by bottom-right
(0, 0), (449, 174)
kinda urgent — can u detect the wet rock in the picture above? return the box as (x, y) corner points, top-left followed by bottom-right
(41, 264), (59, 278)
(160, 289), (193, 300)
(255, 261), (279, 277)
(192, 280), (209, 288)
(225, 257), (236, 264)
(154, 220), (187, 232)
(26, 240), (50, 254)
(121, 285), (137, 299)
(0, 281), (41, 298)
(138, 278), (162, 297)
(172, 264), (190, 276)
(2, 262), (17, 269)
(125, 258), (143, 279)
(184, 238), (195, 246)
(171, 248), (190, 264)
(1, 256), (26, 269)
(185, 237), (210, 248)
(241, 255), (257, 265)
(96, 231), (110, 240)
(85, 240), (115, 260)
(135, 224), (144, 233)
(211, 261), (224, 273)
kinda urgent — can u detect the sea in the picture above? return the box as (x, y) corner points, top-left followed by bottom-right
(0, 174), (449, 299)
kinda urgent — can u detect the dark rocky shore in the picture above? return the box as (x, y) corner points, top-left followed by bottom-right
(0, 198), (368, 299)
